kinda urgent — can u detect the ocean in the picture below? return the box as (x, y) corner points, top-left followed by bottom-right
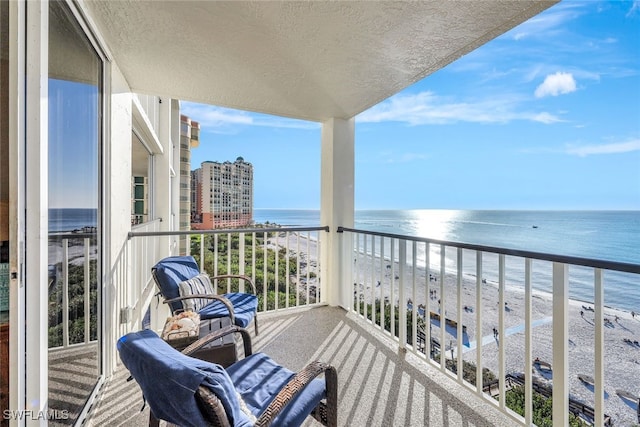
(48, 208), (97, 233)
(254, 209), (640, 312)
(46, 208), (639, 311)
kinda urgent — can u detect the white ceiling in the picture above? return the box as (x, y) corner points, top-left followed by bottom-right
(84, 0), (557, 122)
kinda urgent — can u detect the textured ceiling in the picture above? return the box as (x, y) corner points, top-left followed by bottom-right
(84, 0), (557, 122)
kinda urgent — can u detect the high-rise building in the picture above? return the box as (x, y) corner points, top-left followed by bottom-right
(179, 115), (200, 252)
(192, 157), (253, 229)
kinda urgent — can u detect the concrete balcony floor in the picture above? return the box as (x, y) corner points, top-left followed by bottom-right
(89, 305), (513, 426)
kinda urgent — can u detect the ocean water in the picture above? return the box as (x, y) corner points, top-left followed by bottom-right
(48, 208), (97, 232)
(254, 209), (640, 312)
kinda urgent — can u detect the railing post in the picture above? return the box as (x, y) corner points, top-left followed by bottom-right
(239, 232), (245, 293)
(62, 239), (70, 347)
(439, 244), (445, 370)
(425, 242), (431, 360)
(456, 248), (463, 380)
(363, 235), (368, 321)
(475, 251), (483, 395)
(390, 238), (396, 340)
(200, 233), (205, 272)
(227, 233), (232, 292)
(371, 236), (376, 326)
(524, 258), (533, 426)
(552, 262), (569, 426)
(398, 240), (407, 350)
(594, 268), (604, 427)
(285, 232), (289, 307)
(412, 241), (417, 352)
(338, 228), (353, 310)
(84, 237), (91, 344)
(379, 237), (385, 327)
(274, 232), (279, 310)
(498, 254), (505, 408)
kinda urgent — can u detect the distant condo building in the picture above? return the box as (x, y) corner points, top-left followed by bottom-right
(178, 115), (200, 253)
(191, 157), (253, 229)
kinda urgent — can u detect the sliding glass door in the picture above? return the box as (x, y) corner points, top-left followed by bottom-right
(48, 1), (102, 424)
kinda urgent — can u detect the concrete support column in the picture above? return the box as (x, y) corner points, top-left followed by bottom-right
(155, 98), (172, 232)
(105, 65), (132, 375)
(320, 118), (354, 308)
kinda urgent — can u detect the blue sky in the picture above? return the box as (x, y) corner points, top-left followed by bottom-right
(184, 1), (640, 210)
(50, 79), (99, 209)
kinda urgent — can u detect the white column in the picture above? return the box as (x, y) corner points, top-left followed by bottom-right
(105, 65), (133, 376)
(155, 98), (172, 234)
(320, 118), (354, 308)
(24, 1), (49, 424)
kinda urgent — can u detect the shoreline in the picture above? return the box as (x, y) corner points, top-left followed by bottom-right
(277, 231), (640, 426)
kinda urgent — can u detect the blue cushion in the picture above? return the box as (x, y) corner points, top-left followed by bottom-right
(226, 353), (326, 427)
(117, 329), (253, 427)
(152, 256), (200, 313)
(199, 293), (258, 328)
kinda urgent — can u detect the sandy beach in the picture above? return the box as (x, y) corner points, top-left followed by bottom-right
(275, 231), (640, 426)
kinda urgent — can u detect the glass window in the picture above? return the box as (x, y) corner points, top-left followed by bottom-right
(48, 1), (102, 424)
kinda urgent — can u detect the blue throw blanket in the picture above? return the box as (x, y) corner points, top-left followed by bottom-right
(117, 329), (253, 427)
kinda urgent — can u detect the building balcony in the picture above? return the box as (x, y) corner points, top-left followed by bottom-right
(89, 305), (517, 426)
(51, 224), (640, 426)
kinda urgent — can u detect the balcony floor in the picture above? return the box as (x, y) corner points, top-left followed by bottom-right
(89, 305), (513, 426)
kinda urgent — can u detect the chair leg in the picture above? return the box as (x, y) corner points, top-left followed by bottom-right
(325, 366), (338, 427)
(254, 314), (259, 335)
(149, 412), (160, 427)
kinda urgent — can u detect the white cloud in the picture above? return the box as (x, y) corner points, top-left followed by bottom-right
(180, 102), (318, 132)
(566, 139), (640, 157)
(627, 0), (640, 17)
(181, 104), (253, 127)
(357, 91), (563, 125)
(506, 2), (585, 41)
(530, 112), (564, 124)
(534, 72), (577, 98)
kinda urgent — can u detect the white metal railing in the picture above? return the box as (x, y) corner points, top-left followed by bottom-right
(48, 233), (97, 350)
(115, 219), (164, 338)
(338, 226), (640, 427)
(116, 223), (640, 425)
(125, 225), (329, 330)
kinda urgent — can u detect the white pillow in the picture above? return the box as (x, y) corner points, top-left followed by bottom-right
(178, 273), (214, 312)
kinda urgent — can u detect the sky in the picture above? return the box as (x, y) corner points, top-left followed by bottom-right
(50, 79), (99, 209)
(183, 0), (640, 211)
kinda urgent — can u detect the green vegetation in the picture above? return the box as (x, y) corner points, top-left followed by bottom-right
(505, 386), (588, 427)
(48, 258), (98, 348)
(191, 232), (316, 311)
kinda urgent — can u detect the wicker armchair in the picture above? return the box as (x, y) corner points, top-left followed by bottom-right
(152, 255), (259, 334)
(118, 326), (338, 427)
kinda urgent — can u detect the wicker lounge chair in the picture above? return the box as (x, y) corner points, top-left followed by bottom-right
(118, 326), (338, 427)
(152, 255), (259, 334)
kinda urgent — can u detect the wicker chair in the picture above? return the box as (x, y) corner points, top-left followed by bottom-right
(152, 255), (259, 334)
(118, 326), (338, 427)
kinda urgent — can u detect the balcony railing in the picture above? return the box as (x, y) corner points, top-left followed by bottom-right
(338, 226), (640, 427)
(48, 232), (98, 350)
(121, 225), (330, 335)
(96, 223), (640, 425)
